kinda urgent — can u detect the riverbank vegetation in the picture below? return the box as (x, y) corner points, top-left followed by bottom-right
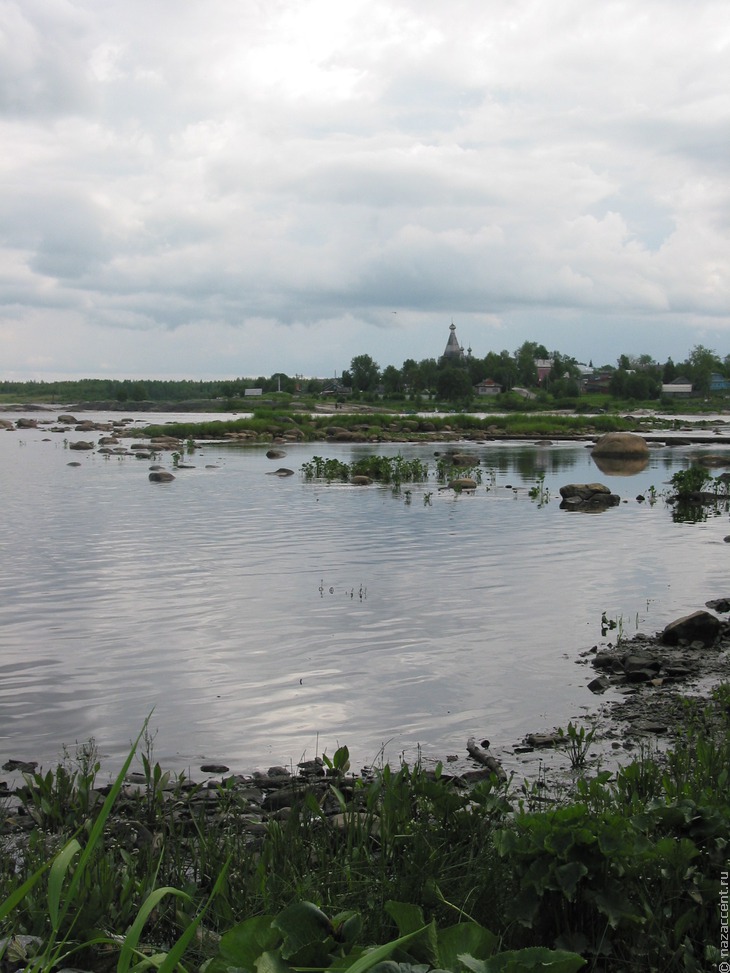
(139, 410), (668, 446)
(2, 341), (730, 414)
(1, 685), (728, 972)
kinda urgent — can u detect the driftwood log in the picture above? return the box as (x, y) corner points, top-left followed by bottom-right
(466, 737), (507, 781)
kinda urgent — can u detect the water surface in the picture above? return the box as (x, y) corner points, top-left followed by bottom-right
(1, 414), (728, 779)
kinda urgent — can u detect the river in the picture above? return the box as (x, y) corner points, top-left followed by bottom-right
(1, 410), (728, 782)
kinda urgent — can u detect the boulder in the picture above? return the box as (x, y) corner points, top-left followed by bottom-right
(69, 440), (94, 450)
(591, 432), (649, 458)
(149, 471), (175, 482)
(447, 477), (477, 491)
(265, 468), (294, 477)
(350, 475), (373, 485)
(266, 449), (287, 459)
(449, 453), (477, 467)
(559, 482), (620, 511)
(660, 610), (721, 647)
(57, 414), (78, 423)
(16, 418), (38, 429)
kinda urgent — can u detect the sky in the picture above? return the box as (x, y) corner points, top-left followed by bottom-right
(1, 0), (729, 382)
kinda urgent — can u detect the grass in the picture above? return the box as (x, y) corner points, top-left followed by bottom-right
(1, 687), (729, 971)
(140, 409), (651, 445)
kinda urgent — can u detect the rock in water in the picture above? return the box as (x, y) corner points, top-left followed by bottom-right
(661, 610), (721, 647)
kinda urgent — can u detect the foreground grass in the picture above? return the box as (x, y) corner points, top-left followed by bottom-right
(1, 687), (728, 972)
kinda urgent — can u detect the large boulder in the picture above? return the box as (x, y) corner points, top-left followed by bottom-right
(559, 482), (620, 511)
(661, 610), (721, 647)
(591, 432), (649, 458)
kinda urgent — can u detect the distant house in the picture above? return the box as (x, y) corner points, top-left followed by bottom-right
(474, 378), (502, 396)
(582, 371), (613, 394)
(662, 376), (693, 397)
(535, 359), (552, 384)
(710, 372), (730, 395)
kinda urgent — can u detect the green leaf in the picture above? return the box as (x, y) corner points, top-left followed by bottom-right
(272, 901), (333, 960)
(465, 945), (586, 973)
(505, 885), (540, 926)
(554, 861), (588, 900)
(155, 859), (230, 973)
(210, 915), (278, 973)
(385, 901), (426, 937)
(588, 886), (643, 928)
(345, 925), (433, 973)
(0, 859), (53, 924)
(117, 887), (191, 973)
(384, 903), (437, 967)
(436, 922), (498, 970)
(255, 950), (294, 973)
(48, 839), (81, 930)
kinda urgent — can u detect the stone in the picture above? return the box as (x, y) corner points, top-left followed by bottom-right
(559, 482), (620, 511)
(266, 449), (287, 459)
(265, 468), (294, 477)
(705, 598), (730, 612)
(447, 477), (477, 491)
(2, 759), (38, 772)
(149, 471), (175, 482)
(350, 475), (373, 485)
(591, 432), (649, 457)
(560, 482), (611, 499)
(587, 675), (611, 694)
(661, 610), (721, 647)
(622, 655), (661, 673)
(69, 440), (94, 450)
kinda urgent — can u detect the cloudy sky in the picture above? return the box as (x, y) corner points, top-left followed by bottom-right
(1, 0), (728, 381)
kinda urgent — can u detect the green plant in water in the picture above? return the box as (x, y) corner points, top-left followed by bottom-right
(528, 472), (550, 507)
(670, 466), (711, 498)
(600, 611), (624, 643)
(18, 740), (102, 832)
(557, 722), (595, 771)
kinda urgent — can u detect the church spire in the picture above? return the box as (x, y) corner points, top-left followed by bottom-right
(442, 321), (465, 361)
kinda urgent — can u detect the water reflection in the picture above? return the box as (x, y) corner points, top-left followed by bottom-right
(591, 454), (650, 476)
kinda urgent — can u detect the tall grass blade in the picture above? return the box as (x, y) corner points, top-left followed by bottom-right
(155, 859), (231, 973)
(117, 887), (191, 973)
(47, 839), (81, 929)
(345, 924), (431, 973)
(0, 860), (53, 923)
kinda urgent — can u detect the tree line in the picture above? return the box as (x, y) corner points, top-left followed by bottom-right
(0, 342), (727, 405)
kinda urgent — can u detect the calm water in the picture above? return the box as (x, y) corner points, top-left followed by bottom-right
(1, 412), (729, 780)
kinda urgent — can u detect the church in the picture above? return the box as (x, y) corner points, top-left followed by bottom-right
(442, 322), (466, 362)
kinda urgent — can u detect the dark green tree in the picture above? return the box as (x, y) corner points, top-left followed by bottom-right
(436, 365), (472, 402)
(349, 354), (381, 392)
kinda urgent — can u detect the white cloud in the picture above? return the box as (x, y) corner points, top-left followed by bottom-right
(0, 0), (728, 379)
